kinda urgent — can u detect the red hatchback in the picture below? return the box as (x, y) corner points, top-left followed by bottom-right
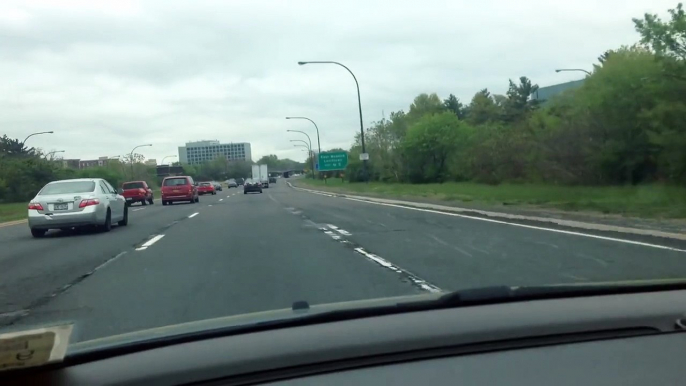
(197, 182), (216, 195)
(161, 176), (199, 205)
(121, 181), (154, 206)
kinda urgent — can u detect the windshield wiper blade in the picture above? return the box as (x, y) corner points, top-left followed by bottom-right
(425, 281), (686, 309)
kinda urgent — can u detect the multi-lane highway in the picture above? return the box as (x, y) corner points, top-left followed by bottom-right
(2, 180), (686, 343)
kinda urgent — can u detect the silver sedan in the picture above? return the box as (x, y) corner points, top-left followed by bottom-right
(28, 178), (128, 237)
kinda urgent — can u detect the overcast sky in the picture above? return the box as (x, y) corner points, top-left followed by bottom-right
(0, 0), (675, 163)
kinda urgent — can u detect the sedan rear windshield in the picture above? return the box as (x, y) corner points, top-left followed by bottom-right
(40, 181), (96, 195)
(122, 182), (145, 189)
(163, 178), (189, 186)
(200, 182), (211, 186)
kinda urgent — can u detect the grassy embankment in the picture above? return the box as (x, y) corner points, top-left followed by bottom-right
(295, 179), (686, 219)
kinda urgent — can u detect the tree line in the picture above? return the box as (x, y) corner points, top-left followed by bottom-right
(344, 4), (686, 186)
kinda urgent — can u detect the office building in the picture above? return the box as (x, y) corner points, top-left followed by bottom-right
(178, 140), (252, 165)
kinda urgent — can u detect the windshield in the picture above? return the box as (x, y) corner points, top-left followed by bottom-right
(39, 181), (96, 195)
(122, 182), (144, 190)
(4, 0), (686, 359)
(163, 178), (188, 186)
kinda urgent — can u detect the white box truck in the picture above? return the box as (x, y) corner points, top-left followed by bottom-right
(260, 164), (269, 188)
(252, 165), (260, 181)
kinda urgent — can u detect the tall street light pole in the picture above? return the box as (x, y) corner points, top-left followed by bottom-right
(288, 132), (315, 179)
(555, 68), (592, 76)
(45, 150), (65, 159)
(293, 144), (311, 166)
(23, 131), (54, 145)
(129, 144), (152, 179)
(161, 155), (177, 165)
(285, 117), (321, 155)
(298, 61), (367, 181)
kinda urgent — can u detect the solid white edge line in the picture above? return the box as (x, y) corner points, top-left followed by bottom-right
(188, 212), (199, 218)
(344, 197), (686, 253)
(132, 208), (146, 212)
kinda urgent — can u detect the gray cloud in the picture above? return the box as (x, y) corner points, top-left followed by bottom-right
(0, 0), (674, 162)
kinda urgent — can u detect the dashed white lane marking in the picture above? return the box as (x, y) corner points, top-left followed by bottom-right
(328, 224), (352, 236)
(208, 205), (213, 207)
(135, 235), (165, 251)
(344, 197), (686, 253)
(188, 212), (199, 218)
(132, 208), (146, 212)
(219, 199), (223, 202)
(353, 247), (442, 293)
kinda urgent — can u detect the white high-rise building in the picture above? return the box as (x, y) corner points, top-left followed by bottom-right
(178, 140), (252, 165)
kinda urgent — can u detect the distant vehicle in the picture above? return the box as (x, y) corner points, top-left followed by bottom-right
(212, 181), (223, 191)
(197, 182), (216, 195)
(260, 165), (269, 188)
(243, 178), (263, 194)
(269, 177), (277, 183)
(28, 178), (128, 237)
(161, 176), (199, 205)
(121, 180), (154, 206)
(227, 179), (238, 188)
(235, 178), (245, 186)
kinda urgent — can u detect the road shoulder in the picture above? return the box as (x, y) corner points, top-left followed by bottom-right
(287, 181), (686, 241)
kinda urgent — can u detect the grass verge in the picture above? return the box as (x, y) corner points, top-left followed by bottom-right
(0, 202), (27, 223)
(295, 179), (686, 219)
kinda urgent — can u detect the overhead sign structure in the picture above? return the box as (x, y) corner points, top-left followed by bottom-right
(317, 151), (348, 171)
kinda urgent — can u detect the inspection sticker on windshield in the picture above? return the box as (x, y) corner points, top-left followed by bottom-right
(0, 324), (73, 372)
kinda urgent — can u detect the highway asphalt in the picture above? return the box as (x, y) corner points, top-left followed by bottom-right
(2, 180), (686, 342)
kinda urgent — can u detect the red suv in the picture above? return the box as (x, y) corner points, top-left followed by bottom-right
(161, 176), (199, 205)
(121, 181), (154, 206)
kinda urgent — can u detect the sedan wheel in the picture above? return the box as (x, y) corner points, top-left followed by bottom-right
(100, 210), (112, 232)
(118, 206), (128, 226)
(31, 228), (46, 238)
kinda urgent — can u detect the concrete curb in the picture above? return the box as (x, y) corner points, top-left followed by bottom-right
(287, 182), (686, 241)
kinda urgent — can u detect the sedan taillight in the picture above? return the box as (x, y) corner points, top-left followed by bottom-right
(28, 202), (44, 211)
(79, 198), (100, 208)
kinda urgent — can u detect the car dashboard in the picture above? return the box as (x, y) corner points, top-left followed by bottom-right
(4, 288), (686, 385)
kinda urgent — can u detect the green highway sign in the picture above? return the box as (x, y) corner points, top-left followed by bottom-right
(317, 151), (348, 171)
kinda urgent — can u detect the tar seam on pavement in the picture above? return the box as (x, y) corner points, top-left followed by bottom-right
(317, 222), (442, 293)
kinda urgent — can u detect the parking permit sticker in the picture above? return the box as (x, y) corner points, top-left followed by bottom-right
(0, 324), (73, 372)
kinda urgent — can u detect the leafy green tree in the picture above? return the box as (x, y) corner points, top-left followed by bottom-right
(0, 135), (34, 156)
(466, 89), (501, 125)
(443, 94), (466, 119)
(407, 93), (445, 123)
(401, 112), (465, 183)
(503, 76), (539, 122)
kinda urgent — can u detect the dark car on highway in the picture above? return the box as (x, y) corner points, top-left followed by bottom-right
(235, 177), (245, 186)
(269, 176), (276, 183)
(121, 180), (154, 206)
(243, 178), (262, 194)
